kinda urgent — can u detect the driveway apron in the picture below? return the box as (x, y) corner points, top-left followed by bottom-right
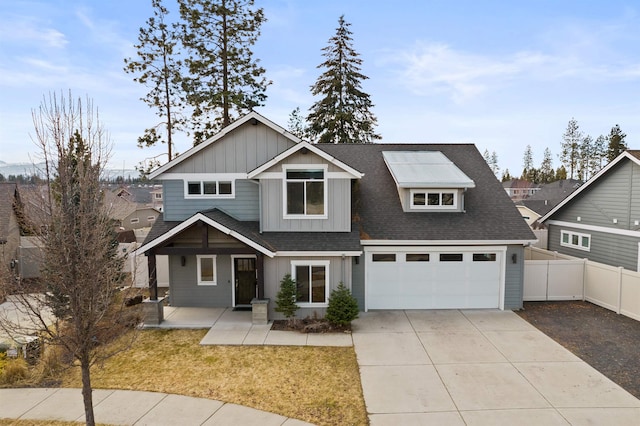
(351, 309), (640, 426)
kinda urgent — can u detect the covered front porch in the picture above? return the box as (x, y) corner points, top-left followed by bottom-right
(143, 306), (353, 347)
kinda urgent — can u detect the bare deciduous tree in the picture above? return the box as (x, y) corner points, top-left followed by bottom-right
(0, 92), (140, 426)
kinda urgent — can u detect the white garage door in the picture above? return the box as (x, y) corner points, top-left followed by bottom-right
(366, 248), (504, 310)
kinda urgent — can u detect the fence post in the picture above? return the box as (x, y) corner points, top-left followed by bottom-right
(582, 258), (587, 302)
(617, 266), (623, 314)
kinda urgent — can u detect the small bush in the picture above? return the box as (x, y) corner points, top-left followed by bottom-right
(0, 357), (29, 385)
(325, 283), (359, 326)
(274, 274), (299, 324)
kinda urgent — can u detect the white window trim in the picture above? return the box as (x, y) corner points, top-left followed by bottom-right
(184, 179), (235, 199)
(130, 217), (140, 224)
(147, 216), (156, 222)
(560, 230), (591, 252)
(291, 260), (330, 307)
(197, 255), (218, 285)
(282, 164), (329, 219)
(410, 189), (458, 210)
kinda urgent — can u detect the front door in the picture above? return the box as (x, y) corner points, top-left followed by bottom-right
(234, 257), (257, 306)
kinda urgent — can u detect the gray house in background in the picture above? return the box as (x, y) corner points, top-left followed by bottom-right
(541, 150), (640, 272)
(136, 112), (535, 321)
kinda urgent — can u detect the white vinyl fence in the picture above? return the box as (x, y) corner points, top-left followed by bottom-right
(524, 246), (640, 321)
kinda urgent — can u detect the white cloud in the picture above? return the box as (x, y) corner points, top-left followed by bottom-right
(0, 17), (67, 48)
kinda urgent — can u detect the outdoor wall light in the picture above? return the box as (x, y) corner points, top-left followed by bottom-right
(181, 256), (186, 267)
(511, 253), (517, 264)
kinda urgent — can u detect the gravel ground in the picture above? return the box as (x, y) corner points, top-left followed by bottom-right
(517, 300), (640, 399)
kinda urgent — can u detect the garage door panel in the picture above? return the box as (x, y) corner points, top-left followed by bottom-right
(367, 250), (502, 310)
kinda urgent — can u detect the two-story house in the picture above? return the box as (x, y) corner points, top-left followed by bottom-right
(136, 112), (535, 323)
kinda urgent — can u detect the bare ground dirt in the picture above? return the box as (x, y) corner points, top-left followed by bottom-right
(517, 301), (640, 399)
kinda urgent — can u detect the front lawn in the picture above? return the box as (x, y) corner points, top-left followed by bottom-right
(60, 329), (367, 426)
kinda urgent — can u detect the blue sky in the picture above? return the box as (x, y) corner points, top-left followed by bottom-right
(2, 0), (640, 176)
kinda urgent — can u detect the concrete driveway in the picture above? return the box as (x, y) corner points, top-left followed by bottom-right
(351, 309), (640, 426)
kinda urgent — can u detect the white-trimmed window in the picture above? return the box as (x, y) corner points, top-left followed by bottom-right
(185, 180), (234, 198)
(561, 230), (591, 251)
(283, 165), (327, 218)
(154, 192), (163, 199)
(197, 255), (217, 285)
(291, 260), (330, 305)
(147, 216), (156, 222)
(410, 189), (457, 209)
(130, 218), (140, 224)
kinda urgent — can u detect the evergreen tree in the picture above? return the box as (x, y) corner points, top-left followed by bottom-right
(490, 151), (500, 176)
(556, 165), (567, 180)
(308, 15), (380, 144)
(124, 0), (184, 168)
(287, 106), (308, 140)
(592, 134), (607, 173)
(501, 168), (512, 182)
(578, 135), (593, 181)
(560, 118), (583, 179)
(325, 283), (359, 326)
(179, 0), (269, 143)
(539, 147), (555, 184)
(274, 274), (299, 326)
(606, 124), (628, 162)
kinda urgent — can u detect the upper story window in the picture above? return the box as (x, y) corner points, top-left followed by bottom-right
(284, 165), (327, 218)
(410, 189), (457, 210)
(185, 180), (234, 199)
(561, 230), (590, 251)
(154, 192), (163, 199)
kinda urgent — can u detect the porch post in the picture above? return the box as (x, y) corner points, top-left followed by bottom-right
(256, 253), (265, 299)
(147, 251), (158, 301)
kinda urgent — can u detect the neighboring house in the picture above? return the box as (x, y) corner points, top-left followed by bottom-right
(150, 186), (164, 212)
(515, 179), (583, 226)
(104, 189), (160, 231)
(502, 179), (541, 201)
(136, 112), (535, 321)
(541, 151), (640, 271)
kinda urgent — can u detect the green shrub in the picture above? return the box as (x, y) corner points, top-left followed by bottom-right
(275, 274), (299, 324)
(325, 283), (359, 326)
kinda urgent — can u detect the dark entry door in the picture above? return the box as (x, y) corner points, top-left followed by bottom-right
(234, 257), (257, 305)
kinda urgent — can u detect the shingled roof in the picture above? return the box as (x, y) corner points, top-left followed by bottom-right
(317, 143), (535, 242)
(143, 209), (361, 254)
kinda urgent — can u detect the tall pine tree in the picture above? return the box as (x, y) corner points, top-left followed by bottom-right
(560, 118), (583, 179)
(607, 124), (628, 162)
(308, 15), (380, 144)
(124, 0), (185, 167)
(179, 0), (269, 143)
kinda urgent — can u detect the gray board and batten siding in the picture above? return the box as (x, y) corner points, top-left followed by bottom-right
(159, 122), (296, 221)
(259, 150), (353, 232)
(168, 254), (233, 308)
(547, 159), (640, 271)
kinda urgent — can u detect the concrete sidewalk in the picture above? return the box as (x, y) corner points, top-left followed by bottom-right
(0, 388), (313, 425)
(352, 310), (640, 426)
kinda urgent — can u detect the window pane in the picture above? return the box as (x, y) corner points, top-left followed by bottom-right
(311, 266), (326, 303)
(440, 253), (463, 262)
(188, 182), (201, 195)
(203, 181), (217, 194)
(219, 181), (232, 194)
(407, 253), (429, 262)
(572, 235), (579, 245)
(372, 253), (396, 262)
(200, 258), (214, 281)
(306, 181), (324, 215)
(427, 193), (440, 205)
(295, 265), (310, 303)
(413, 193), (426, 206)
(562, 233), (569, 243)
(442, 193), (454, 205)
(287, 170), (324, 180)
(473, 253), (496, 262)
(581, 236), (589, 247)
(287, 182), (305, 214)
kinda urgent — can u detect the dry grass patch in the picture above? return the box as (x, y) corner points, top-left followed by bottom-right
(60, 329), (366, 426)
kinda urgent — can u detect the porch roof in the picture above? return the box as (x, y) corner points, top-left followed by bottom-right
(139, 209), (362, 256)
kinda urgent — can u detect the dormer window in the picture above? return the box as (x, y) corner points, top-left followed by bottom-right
(283, 165), (327, 218)
(411, 189), (457, 209)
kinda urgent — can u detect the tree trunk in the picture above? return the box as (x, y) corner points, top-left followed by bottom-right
(80, 354), (95, 426)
